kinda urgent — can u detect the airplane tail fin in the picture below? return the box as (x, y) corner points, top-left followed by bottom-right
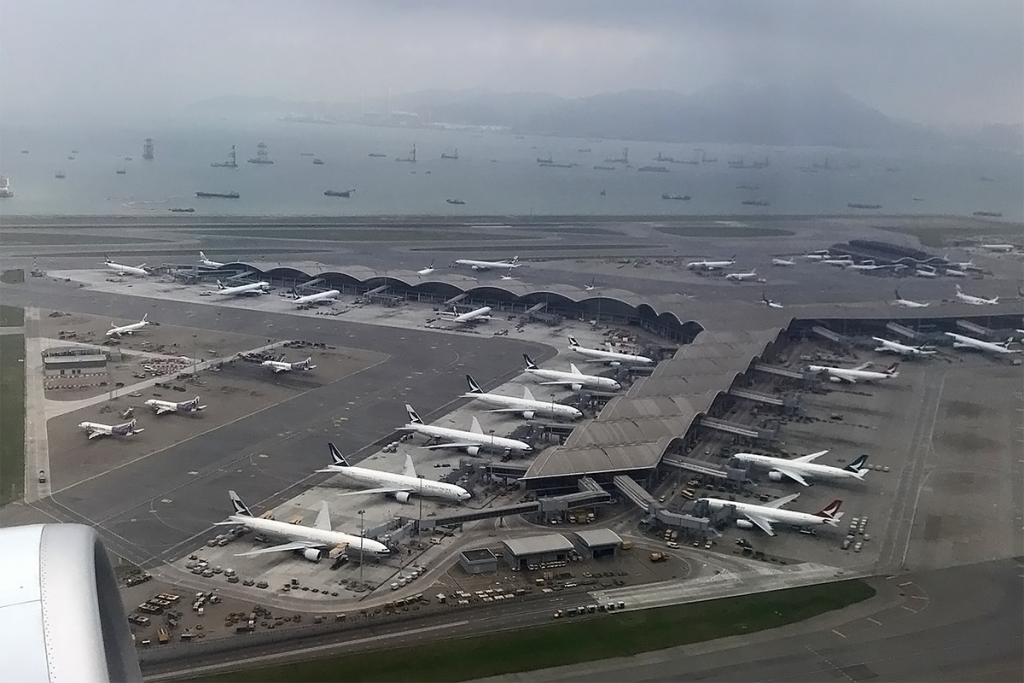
(229, 490), (253, 517)
(405, 403), (423, 425)
(141, 313), (148, 322)
(200, 251), (208, 261)
(470, 415), (483, 434)
(569, 363), (582, 375)
(885, 362), (900, 376)
(216, 279), (225, 289)
(511, 255), (519, 266)
(815, 499), (843, 522)
(465, 374), (483, 394)
(567, 336), (580, 348)
(327, 443), (350, 467)
(523, 354), (538, 369)
(955, 284), (963, 293)
(845, 455), (869, 474)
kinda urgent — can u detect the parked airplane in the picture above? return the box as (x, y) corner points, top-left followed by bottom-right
(401, 404), (532, 456)
(293, 289), (340, 307)
(105, 314), (149, 337)
(262, 357), (316, 373)
(761, 294), (783, 309)
(980, 244), (1014, 253)
(848, 260), (886, 272)
(567, 336), (654, 366)
(216, 279), (269, 296)
(892, 289), (930, 308)
(584, 278), (597, 291)
(807, 361), (900, 384)
(771, 258), (795, 267)
(444, 306), (492, 324)
(725, 269), (757, 282)
(733, 451), (869, 486)
(416, 261), (435, 276)
(454, 255), (520, 271)
(79, 418), (144, 440)
(463, 375), (583, 420)
(944, 267), (967, 278)
(955, 285), (998, 306)
(199, 251), (225, 268)
(945, 332), (1019, 355)
(801, 250), (830, 261)
(218, 491), (389, 562)
(699, 494), (844, 536)
(821, 256), (854, 267)
(317, 443), (471, 503)
(523, 354), (621, 391)
(103, 257), (148, 277)
(915, 266), (938, 278)
(686, 255), (736, 271)
(872, 337), (937, 358)
(144, 396), (206, 415)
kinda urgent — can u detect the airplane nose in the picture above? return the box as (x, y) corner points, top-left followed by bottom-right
(459, 492), (472, 501)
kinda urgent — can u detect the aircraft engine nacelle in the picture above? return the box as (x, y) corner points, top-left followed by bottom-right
(394, 491), (412, 504)
(768, 471), (784, 482)
(828, 376), (843, 383)
(571, 383), (583, 392)
(608, 361), (622, 367)
(466, 445), (480, 456)
(302, 548), (323, 562)
(735, 519), (754, 530)
(522, 410), (535, 420)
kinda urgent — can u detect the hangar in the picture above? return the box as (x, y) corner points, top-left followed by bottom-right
(502, 534), (575, 571)
(575, 529), (623, 560)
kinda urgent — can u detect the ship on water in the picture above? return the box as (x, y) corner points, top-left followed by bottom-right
(638, 165), (669, 173)
(324, 189), (354, 197)
(847, 203), (881, 209)
(661, 193), (690, 201)
(247, 142), (274, 164)
(441, 149), (459, 160)
(116, 165), (127, 175)
(55, 170), (66, 179)
(0, 176), (13, 197)
(395, 145), (416, 163)
(368, 152), (387, 158)
(742, 199), (770, 206)
(445, 198), (466, 205)
(212, 146), (238, 168)
(312, 158), (324, 165)
(196, 191), (240, 199)
(142, 138), (154, 160)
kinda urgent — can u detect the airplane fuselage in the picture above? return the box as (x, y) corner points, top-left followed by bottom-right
(218, 280), (269, 296)
(733, 453), (865, 484)
(402, 422), (532, 454)
(451, 306), (492, 323)
(105, 261), (148, 277)
(568, 339), (654, 366)
(725, 271), (757, 281)
(455, 258), (519, 271)
(945, 332), (1018, 355)
(872, 337), (936, 357)
(686, 260), (734, 271)
(106, 320), (148, 337)
(321, 466), (470, 502)
(525, 367), (620, 391)
(463, 391), (582, 419)
(228, 514), (389, 556)
(700, 497), (842, 531)
(294, 290), (340, 306)
(807, 365), (898, 383)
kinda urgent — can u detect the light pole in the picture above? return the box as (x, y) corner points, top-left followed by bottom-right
(418, 475), (424, 525)
(358, 508), (366, 583)
(488, 429), (495, 454)
(192, 334), (197, 375)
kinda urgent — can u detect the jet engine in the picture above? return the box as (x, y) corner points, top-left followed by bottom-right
(302, 548), (323, 562)
(466, 445), (480, 456)
(828, 377), (843, 383)
(768, 471), (784, 481)
(522, 410), (535, 419)
(571, 383), (583, 392)
(394, 491), (412, 504)
(735, 519), (754, 529)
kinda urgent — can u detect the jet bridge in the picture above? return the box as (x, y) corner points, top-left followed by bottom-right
(753, 362), (806, 380)
(661, 457), (728, 480)
(811, 325), (847, 344)
(415, 502), (540, 532)
(699, 416), (777, 441)
(523, 302), (547, 315)
(956, 319), (993, 338)
(444, 293), (468, 306)
(885, 322), (919, 340)
(296, 277), (325, 291)
(728, 387), (799, 410)
(613, 475), (655, 511)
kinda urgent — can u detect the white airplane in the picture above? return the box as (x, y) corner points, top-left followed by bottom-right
(567, 336), (654, 366)
(523, 354), (621, 391)
(454, 255), (521, 271)
(733, 451), (869, 487)
(699, 494), (844, 536)
(79, 418), (144, 440)
(892, 289), (929, 308)
(761, 293), (783, 309)
(872, 337), (937, 358)
(262, 356), (316, 373)
(103, 257), (148, 277)
(199, 251), (225, 268)
(584, 278), (597, 291)
(686, 255), (736, 271)
(316, 443), (471, 503)
(293, 289), (340, 307)
(848, 260), (886, 272)
(807, 361), (900, 384)
(401, 403), (532, 456)
(802, 250), (831, 261)
(144, 395), (206, 415)
(915, 266), (938, 278)
(980, 244), (1014, 253)
(216, 279), (269, 296)
(444, 306), (492, 324)
(725, 269), (758, 282)
(945, 332), (1019, 355)
(417, 261), (436, 276)
(955, 285), (998, 306)
(463, 375), (583, 420)
(944, 267), (967, 278)
(217, 491), (389, 562)
(821, 256), (854, 267)
(950, 259), (980, 272)
(500, 268), (517, 281)
(105, 314), (149, 337)
(771, 258), (795, 267)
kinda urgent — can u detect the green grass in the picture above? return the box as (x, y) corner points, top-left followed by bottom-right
(188, 228), (529, 242)
(0, 269), (26, 284)
(0, 334), (26, 506)
(654, 225), (795, 238)
(200, 580), (875, 683)
(0, 305), (24, 327)
(412, 243), (666, 253)
(874, 223), (1024, 248)
(0, 231), (160, 246)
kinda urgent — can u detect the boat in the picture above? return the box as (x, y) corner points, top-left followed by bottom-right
(247, 142), (273, 164)
(142, 138), (154, 160)
(593, 165), (616, 171)
(736, 184), (760, 190)
(68, 155), (76, 160)
(169, 207), (195, 213)
(312, 158), (324, 165)
(196, 191), (239, 199)
(742, 200), (770, 206)
(578, 148), (591, 153)
(124, 156), (133, 162)
(599, 189), (606, 196)
(20, 150), (28, 154)
(539, 161), (574, 168)
(212, 146), (238, 168)
(661, 194), (691, 201)
(116, 165), (127, 175)
(324, 189), (354, 198)
(395, 144), (416, 163)
(445, 198), (466, 205)
(638, 165), (669, 173)
(972, 211), (1003, 217)
(847, 203), (881, 209)
(300, 152), (315, 157)
(0, 176), (13, 198)
(55, 170), (66, 179)
(700, 150), (717, 163)
(440, 149), (459, 160)
(536, 154), (553, 164)
(655, 152), (676, 163)
(368, 152), (387, 158)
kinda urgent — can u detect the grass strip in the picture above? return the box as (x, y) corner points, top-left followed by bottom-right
(873, 223), (1023, 248)
(654, 225), (794, 238)
(200, 579), (874, 683)
(0, 305), (25, 327)
(0, 333), (26, 506)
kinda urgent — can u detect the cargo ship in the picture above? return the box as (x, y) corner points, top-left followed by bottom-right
(324, 189), (354, 198)
(638, 165), (669, 173)
(661, 194), (690, 201)
(247, 142), (273, 164)
(0, 176), (12, 197)
(742, 199), (770, 206)
(445, 198), (466, 205)
(212, 146), (238, 168)
(196, 191), (239, 199)
(847, 203), (881, 209)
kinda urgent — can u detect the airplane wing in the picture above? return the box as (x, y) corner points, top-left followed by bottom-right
(486, 408), (530, 413)
(852, 363), (871, 371)
(155, 407), (172, 415)
(335, 487), (414, 497)
(419, 442), (480, 450)
(743, 513), (776, 536)
(234, 541), (323, 557)
(764, 492), (801, 509)
(537, 380), (581, 386)
(792, 449), (829, 463)
(313, 502), (331, 531)
(771, 467), (810, 487)
(86, 429), (106, 439)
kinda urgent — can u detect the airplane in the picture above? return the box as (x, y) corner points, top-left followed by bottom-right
(685, 255), (736, 271)
(584, 278), (597, 291)
(771, 258), (795, 267)
(316, 443), (471, 503)
(454, 255), (521, 271)
(725, 269), (757, 282)
(216, 279), (269, 296)
(944, 267), (967, 278)
(293, 289), (340, 307)
(915, 266), (938, 278)
(806, 361), (899, 384)
(144, 396), (206, 415)
(217, 491), (389, 562)
(79, 418), (144, 440)
(892, 289), (930, 308)
(103, 257), (149, 277)
(105, 314), (149, 337)
(417, 261), (436, 276)
(848, 260), (886, 272)
(955, 285), (998, 306)
(945, 332), (1019, 355)
(732, 451), (869, 486)
(761, 293), (783, 309)
(698, 493), (844, 536)
(444, 306), (492, 324)
(801, 250), (831, 261)
(872, 337), (937, 358)
(262, 356), (316, 373)
(979, 244), (1014, 253)
(401, 403), (532, 456)
(199, 251), (225, 268)
(522, 354), (621, 391)
(463, 375), (583, 420)
(567, 336), (654, 366)
(821, 256), (854, 267)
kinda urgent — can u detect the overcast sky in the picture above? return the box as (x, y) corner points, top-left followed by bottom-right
(2, 0), (1021, 126)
